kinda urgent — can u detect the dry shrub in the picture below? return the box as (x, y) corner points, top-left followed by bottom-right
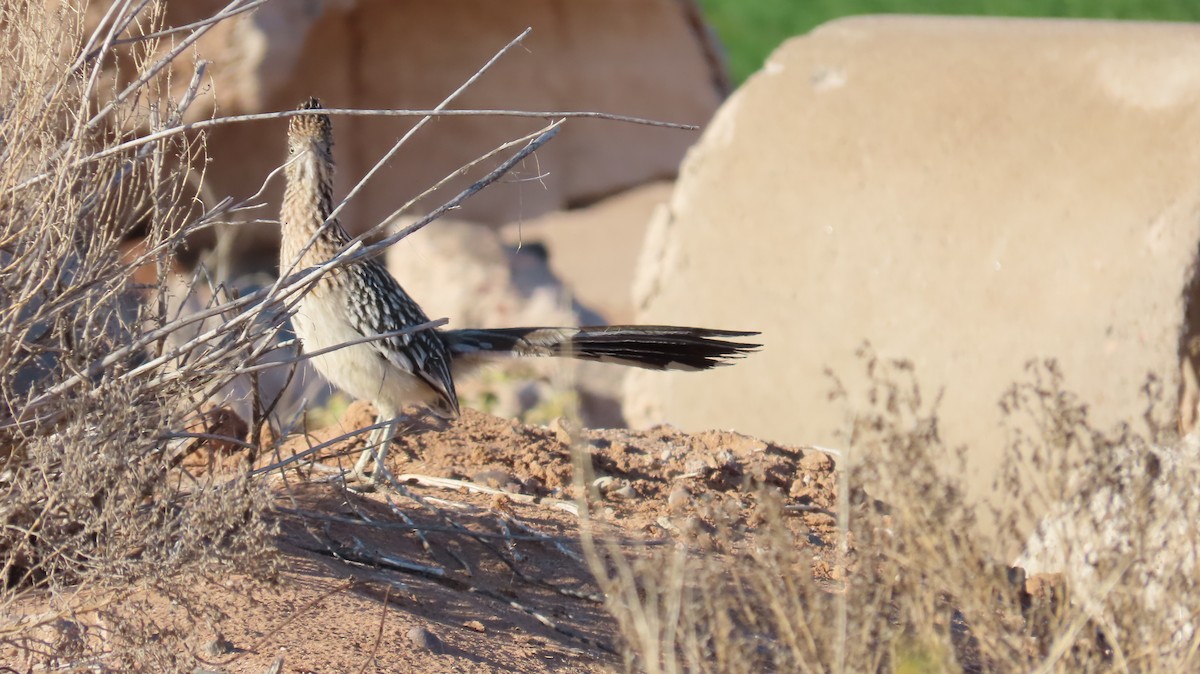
(591, 346), (1200, 673)
(0, 3), (577, 669)
(0, 2), (278, 670)
(1004, 361), (1200, 669)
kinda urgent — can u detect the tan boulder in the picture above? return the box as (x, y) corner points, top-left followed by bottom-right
(385, 218), (582, 332)
(500, 182), (673, 323)
(1018, 435), (1200, 649)
(624, 16), (1200, 493)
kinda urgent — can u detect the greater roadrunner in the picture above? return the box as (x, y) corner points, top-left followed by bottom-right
(282, 98), (758, 483)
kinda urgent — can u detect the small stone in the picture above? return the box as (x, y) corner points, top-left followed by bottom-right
(610, 484), (638, 500)
(490, 492), (514, 513)
(592, 476), (617, 493)
(463, 620), (486, 633)
(800, 451), (834, 471)
(551, 416), (581, 445)
(713, 449), (738, 468)
(261, 655), (284, 674)
(50, 619), (85, 660)
(202, 632), (236, 657)
(694, 530), (717, 551)
(667, 487), (689, 512)
(473, 469), (514, 489)
(408, 625), (443, 653)
(789, 478), (811, 498)
(678, 516), (701, 537)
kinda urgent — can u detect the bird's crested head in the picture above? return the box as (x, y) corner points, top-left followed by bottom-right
(288, 97), (333, 156)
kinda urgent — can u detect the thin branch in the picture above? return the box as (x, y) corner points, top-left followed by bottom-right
(8, 107), (691, 194)
(78, 0), (249, 138)
(4, 120), (562, 433)
(355, 127), (550, 249)
(200, 579), (356, 668)
(353, 122), (562, 265)
(87, 0), (271, 59)
(356, 584), (390, 674)
(325, 27), (535, 231)
(229, 320), (448, 375)
(277, 508), (590, 543)
(392, 473), (580, 517)
(249, 420), (388, 478)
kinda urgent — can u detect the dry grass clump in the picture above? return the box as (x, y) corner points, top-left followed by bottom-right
(592, 348), (1200, 673)
(9, 3), (1193, 672)
(1, 2), (279, 669)
(1004, 361), (1200, 668)
(0, 4), (618, 669)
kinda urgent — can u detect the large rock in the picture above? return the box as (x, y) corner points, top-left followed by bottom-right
(500, 182), (673, 323)
(92, 1), (723, 248)
(1018, 435), (1200, 649)
(385, 217), (584, 332)
(624, 16), (1200, 492)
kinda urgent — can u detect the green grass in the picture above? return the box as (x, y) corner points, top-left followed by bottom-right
(698, 0), (1200, 83)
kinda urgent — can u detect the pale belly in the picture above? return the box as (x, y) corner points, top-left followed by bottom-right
(291, 284), (433, 417)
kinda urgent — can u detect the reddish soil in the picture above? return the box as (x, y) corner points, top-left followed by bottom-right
(5, 405), (842, 673)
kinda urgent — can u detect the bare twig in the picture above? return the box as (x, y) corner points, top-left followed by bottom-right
(9, 106), (691, 194)
(327, 28), (535, 232)
(392, 473), (580, 517)
(200, 579), (357, 668)
(356, 584), (390, 674)
(5, 126), (560, 430)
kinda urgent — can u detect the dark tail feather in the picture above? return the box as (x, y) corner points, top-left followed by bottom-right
(443, 326), (760, 371)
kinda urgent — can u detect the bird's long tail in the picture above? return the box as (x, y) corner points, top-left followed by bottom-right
(442, 326), (760, 371)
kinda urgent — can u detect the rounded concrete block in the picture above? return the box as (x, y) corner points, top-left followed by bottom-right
(625, 16), (1200, 488)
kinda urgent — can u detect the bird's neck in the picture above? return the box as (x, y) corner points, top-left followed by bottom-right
(280, 150), (352, 274)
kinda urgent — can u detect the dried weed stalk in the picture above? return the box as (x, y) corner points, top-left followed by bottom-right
(1, 1), (685, 669)
(589, 346), (1200, 673)
(0, 2), (278, 670)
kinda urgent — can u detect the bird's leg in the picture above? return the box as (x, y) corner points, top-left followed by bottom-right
(352, 414), (400, 485)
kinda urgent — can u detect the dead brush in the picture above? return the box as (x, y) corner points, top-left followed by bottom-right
(588, 346), (1200, 673)
(1004, 360), (1200, 671)
(0, 1), (282, 669)
(1, 1), (704, 670)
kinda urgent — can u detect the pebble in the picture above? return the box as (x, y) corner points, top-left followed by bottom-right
(408, 625), (443, 653)
(667, 487), (689, 511)
(551, 416), (581, 445)
(789, 478), (811, 498)
(473, 469), (514, 489)
(800, 451), (835, 471)
(592, 475), (616, 493)
(202, 632), (236, 657)
(521, 476), (543, 493)
(610, 484), (637, 500)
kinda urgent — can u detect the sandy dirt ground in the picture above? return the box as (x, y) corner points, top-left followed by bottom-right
(2, 403), (842, 672)
(137, 404), (841, 673)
